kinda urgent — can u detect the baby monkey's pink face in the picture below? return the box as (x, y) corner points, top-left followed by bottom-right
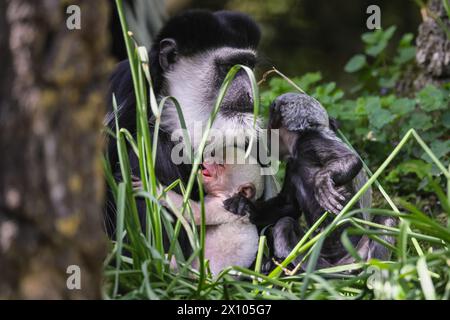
(200, 160), (228, 196)
(200, 156), (259, 201)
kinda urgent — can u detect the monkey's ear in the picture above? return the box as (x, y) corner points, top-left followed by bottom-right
(238, 183), (256, 200)
(159, 38), (178, 71)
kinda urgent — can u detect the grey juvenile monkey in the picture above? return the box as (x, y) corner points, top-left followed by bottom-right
(226, 93), (395, 269)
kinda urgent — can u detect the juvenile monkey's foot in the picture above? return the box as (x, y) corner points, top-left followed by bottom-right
(260, 259), (276, 274)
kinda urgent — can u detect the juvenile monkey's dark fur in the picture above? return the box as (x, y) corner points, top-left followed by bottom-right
(268, 93), (366, 264)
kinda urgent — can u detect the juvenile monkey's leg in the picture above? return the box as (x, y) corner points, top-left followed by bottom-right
(368, 215), (396, 261)
(272, 217), (304, 263)
(272, 217), (332, 273)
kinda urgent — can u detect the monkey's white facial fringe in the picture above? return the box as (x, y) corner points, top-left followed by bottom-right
(160, 47), (259, 149)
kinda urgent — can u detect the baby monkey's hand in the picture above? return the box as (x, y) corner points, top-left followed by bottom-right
(223, 192), (256, 220)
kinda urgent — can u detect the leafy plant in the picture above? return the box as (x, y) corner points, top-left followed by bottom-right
(344, 26), (416, 94)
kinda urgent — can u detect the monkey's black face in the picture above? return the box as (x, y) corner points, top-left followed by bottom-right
(165, 47), (257, 114)
(213, 49), (257, 115)
(159, 42), (260, 147)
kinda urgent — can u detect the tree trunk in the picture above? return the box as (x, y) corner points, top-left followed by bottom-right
(0, 0), (112, 299)
(395, 0), (449, 95)
(415, 0), (450, 89)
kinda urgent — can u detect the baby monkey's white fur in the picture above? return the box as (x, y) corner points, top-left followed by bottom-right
(164, 148), (263, 275)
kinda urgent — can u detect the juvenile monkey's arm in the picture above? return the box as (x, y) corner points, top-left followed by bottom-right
(309, 132), (362, 185)
(252, 172), (300, 226)
(164, 190), (238, 225)
(300, 131), (362, 214)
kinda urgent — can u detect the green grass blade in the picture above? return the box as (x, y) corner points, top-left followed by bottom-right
(113, 182), (127, 297)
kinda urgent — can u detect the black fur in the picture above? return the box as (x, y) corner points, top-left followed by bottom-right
(150, 9), (261, 94)
(153, 10), (260, 56)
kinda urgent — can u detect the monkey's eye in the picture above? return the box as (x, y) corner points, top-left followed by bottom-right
(242, 59), (255, 69)
(218, 63), (234, 75)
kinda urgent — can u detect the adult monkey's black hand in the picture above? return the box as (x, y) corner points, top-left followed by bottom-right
(223, 193), (256, 221)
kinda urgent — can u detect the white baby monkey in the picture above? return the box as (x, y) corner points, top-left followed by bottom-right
(163, 147), (264, 275)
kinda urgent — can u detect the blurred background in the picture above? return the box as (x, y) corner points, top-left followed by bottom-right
(110, 0), (421, 88)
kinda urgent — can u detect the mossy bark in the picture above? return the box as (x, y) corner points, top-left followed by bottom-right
(0, 0), (112, 299)
(414, 0), (450, 89)
(397, 0), (450, 94)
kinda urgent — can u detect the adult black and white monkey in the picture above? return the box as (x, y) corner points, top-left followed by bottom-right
(104, 10), (263, 253)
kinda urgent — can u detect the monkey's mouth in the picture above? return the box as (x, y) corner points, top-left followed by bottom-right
(222, 103), (254, 114)
(201, 164), (212, 177)
(201, 162), (224, 179)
